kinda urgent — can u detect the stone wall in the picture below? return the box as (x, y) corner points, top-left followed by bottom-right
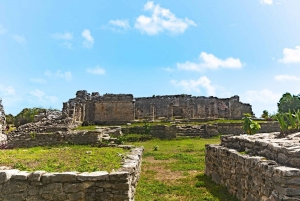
(63, 91), (134, 125)
(0, 147), (143, 201)
(121, 122), (280, 139)
(121, 125), (177, 139)
(220, 132), (300, 169)
(135, 95), (253, 120)
(6, 130), (102, 148)
(62, 91), (253, 124)
(205, 144), (300, 201)
(217, 122), (280, 135)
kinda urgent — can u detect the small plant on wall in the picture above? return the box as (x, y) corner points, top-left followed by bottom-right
(242, 113), (261, 135)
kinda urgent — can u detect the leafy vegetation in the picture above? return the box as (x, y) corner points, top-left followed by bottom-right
(0, 145), (126, 172)
(277, 92), (300, 113)
(276, 109), (300, 132)
(242, 113), (261, 135)
(7, 107), (60, 127)
(131, 137), (238, 201)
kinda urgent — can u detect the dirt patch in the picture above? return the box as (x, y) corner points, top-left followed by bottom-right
(142, 156), (199, 184)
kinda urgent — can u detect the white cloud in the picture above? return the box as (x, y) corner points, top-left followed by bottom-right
(86, 66), (106, 75)
(29, 89), (58, 103)
(275, 75), (300, 81)
(45, 70), (72, 81)
(109, 19), (131, 31)
(177, 52), (243, 72)
(61, 42), (73, 49)
(171, 76), (216, 96)
(51, 32), (73, 40)
(12, 34), (26, 45)
(0, 85), (16, 96)
(279, 46), (300, 64)
(162, 67), (175, 72)
(135, 1), (196, 35)
(260, 0), (273, 5)
(82, 29), (94, 48)
(241, 89), (281, 117)
(242, 89), (281, 104)
(30, 78), (47, 84)
(0, 25), (7, 34)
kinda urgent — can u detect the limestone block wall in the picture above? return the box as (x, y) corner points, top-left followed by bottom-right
(0, 147), (143, 201)
(220, 132), (300, 169)
(216, 122), (280, 135)
(63, 91), (254, 124)
(6, 131), (102, 148)
(205, 144), (300, 201)
(121, 125), (177, 139)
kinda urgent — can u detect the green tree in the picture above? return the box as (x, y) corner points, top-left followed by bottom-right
(277, 92), (300, 113)
(5, 114), (15, 124)
(261, 110), (270, 119)
(14, 107), (46, 127)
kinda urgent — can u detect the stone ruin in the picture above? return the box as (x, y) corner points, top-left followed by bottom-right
(62, 90), (254, 125)
(205, 132), (300, 200)
(0, 98), (143, 201)
(0, 98), (6, 134)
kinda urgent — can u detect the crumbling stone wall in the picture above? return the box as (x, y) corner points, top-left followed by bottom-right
(0, 99), (6, 134)
(135, 95), (253, 120)
(206, 133), (300, 200)
(63, 91), (253, 124)
(63, 90), (134, 125)
(0, 147), (143, 201)
(6, 130), (102, 148)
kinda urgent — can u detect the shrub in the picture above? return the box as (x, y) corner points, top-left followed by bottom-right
(242, 113), (261, 135)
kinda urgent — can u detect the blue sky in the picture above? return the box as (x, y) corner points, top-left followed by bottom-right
(1, 0), (300, 117)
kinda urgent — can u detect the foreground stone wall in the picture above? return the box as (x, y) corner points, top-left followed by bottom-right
(0, 147), (143, 201)
(221, 132), (300, 169)
(205, 144), (300, 201)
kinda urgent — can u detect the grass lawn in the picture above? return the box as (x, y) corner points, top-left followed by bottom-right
(131, 137), (239, 201)
(0, 145), (127, 172)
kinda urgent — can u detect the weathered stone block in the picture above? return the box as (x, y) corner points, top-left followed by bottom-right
(77, 171), (109, 181)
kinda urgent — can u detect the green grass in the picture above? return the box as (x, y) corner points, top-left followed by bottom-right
(0, 145), (127, 172)
(130, 137), (239, 201)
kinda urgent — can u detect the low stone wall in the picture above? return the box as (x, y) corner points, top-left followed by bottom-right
(122, 125), (177, 139)
(0, 147), (143, 201)
(221, 132), (300, 169)
(6, 131), (102, 148)
(217, 121), (280, 135)
(205, 144), (300, 201)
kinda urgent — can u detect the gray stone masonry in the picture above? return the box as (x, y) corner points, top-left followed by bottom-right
(221, 132), (300, 168)
(63, 90), (254, 124)
(121, 122), (280, 139)
(0, 147), (143, 201)
(206, 144), (300, 201)
(206, 132), (300, 200)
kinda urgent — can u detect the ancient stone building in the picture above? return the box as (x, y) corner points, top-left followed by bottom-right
(62, 90), (253, 124)
(0, 99), (6, 134)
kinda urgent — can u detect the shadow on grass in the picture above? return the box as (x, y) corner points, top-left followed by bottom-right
(195, 173), (239, 201)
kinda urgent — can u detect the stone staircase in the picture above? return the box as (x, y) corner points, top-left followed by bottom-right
(96, 126), (122, 146)
(176, 125), (208, 138)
